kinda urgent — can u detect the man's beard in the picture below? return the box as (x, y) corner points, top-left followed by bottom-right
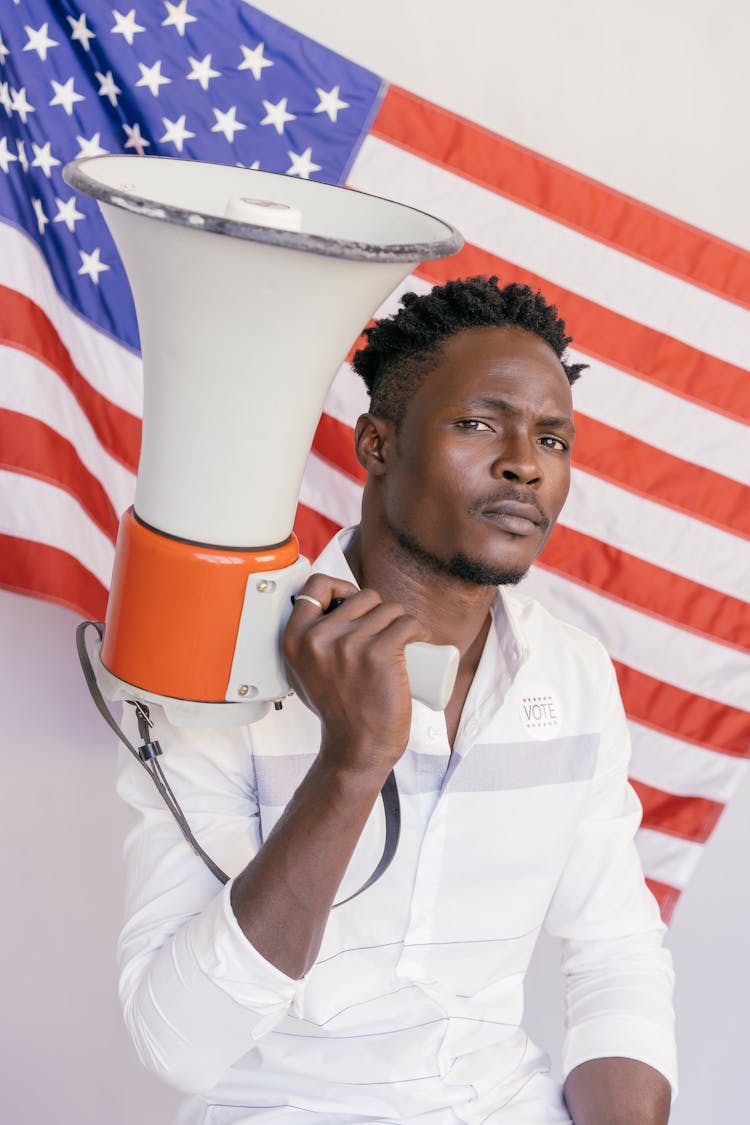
(394, 528), (528, 587)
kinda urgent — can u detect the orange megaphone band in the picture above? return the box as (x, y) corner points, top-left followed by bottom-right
(100, 507), (299, 702)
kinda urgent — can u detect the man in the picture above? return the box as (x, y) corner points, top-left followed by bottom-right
(117, 277), (676, 1124)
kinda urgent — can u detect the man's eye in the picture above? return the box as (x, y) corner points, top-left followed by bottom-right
(455, 419), (492, 431)
(539, 435), (569, 451)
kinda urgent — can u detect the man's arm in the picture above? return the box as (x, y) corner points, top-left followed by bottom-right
(563, 1057), (672, 1124)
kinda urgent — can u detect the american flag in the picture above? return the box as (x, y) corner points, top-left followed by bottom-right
(1, 1), (748, 922)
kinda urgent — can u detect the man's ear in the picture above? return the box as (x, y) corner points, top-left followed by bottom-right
(354, 413), (393, 476)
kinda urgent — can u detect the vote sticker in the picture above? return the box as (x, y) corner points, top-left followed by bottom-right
(520, 689), (562, 738)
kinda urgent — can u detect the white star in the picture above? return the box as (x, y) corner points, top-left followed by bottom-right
(123, 122), (150, 155)
(23, 22), (59, 62)
(96, 70), (121, 107)
(210, 105), (246, 143)
(162, 0), (196, 36)
(286, 147), (322, 180)
(16, 139), (28, 172)
(76, 132), (108, 158)
(78, 247), (110, 284)
(314, 85), (349, 123)
(0, 82), (13, 116)
(49, 76), (85, 116)
(136, 59), (171, 97)
(159, 114), (195, 153)
(31, 141), (61, 178)
(260, 97), (295, 136)
(238, 42), (273, 81)
(0, 136), (18, 174)
(111, 9), (145, 47)
(10, 86), (35, 124)
(186, 53), (219, 91)
(54, 195), (86, 233)
(32, 198), (48, 234)
(0, 32), (10, 65)
(67, 13), (96, 52)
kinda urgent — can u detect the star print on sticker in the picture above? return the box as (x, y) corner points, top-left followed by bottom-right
(0, 32), (10, 65)
(186, 53), (220, 91)
(31, 141), (61, 178)
(238, 42), (273, 81)
(111, 9), (145, 47)
(76, 133), (108, 159)
(67, 13), (96, 51)
(162, 0), (196, 36)
(211, 105), (246, 143)
(78, 247), (110, 284)
(16, 140), (28, 172)
(0, 136), (18, 174)
(123, 122), (150, 155)
(314, 85), (349, 123)
(10, 86), (35, 124)
(23, 22), (59, 62)
(32, 198), (49, 234)
(286, 147), (321, 179)
(260, 97), (295, 136)
(136, 60), (171, 97)
(54, 195), (86, 233)
(49, 77), (85, 115)
(160, 114), (195, 153)
(96, 70), (121, 107)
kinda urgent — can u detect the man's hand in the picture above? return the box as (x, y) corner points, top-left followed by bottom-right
(282, 573), (429, 784)
(563, 1057), (671, 1124)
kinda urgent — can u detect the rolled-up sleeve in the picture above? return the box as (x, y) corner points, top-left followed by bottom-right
(116, 707), (305, 1094)
(543, 654), (678, 1096)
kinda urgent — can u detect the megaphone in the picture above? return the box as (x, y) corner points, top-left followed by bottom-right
(64, 155), (463, 727)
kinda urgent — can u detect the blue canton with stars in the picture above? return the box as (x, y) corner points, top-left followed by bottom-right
(0, 1), (385, 351)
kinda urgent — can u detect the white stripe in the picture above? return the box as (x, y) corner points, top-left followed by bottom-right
(628, 722), (747, 804)
(562, 469), (750, 602)
(350, 137), (750, 371)
(520, 566), (750, 711)
(300, 450), (363, 529)
(635, 827), (703, 890)
(0, 222), (143, 415)
(0, 470), (115, 587)
(569, 351), (750, 488)
(0, 347), (136, 517)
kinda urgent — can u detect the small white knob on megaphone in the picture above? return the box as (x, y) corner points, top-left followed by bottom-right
(223, 196), (303, 231)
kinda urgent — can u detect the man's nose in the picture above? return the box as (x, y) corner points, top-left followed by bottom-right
(491, 432), (542, 485)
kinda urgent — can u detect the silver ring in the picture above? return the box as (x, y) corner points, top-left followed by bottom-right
(294, 594), (324, 612)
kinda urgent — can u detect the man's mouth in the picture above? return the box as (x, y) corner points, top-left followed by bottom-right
(477, 497), (549, 536)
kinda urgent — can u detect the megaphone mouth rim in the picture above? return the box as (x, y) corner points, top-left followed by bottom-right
(63, 155), (464, 264)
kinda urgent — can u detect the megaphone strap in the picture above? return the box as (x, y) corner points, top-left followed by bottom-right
(76, 620), (401, 909)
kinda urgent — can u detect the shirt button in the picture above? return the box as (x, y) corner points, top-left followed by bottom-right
(427, 725), (441, 739)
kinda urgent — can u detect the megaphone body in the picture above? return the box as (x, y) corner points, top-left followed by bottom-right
(64, 156), (463, 725)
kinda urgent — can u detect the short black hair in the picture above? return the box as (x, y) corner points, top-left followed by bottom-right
(352, 275), (587, 424)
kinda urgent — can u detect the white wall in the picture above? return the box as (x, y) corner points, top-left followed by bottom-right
(2, 1), (748, 1122)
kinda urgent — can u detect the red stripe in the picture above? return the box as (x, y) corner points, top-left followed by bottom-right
(293, 502), (343, 563)
(0, 535), (108, 620)
(644, 877), (681, 924)
(539, 524), (750, 652)
(0, 287), (141, 470)
(312, 413), (366, 484)
(0, 410), (120, 541)
(614, 660), (750, 759)
(632, 778), (724, 845)
(416, 253), (750, 425)
(573, 415), (749, 540)
(374, 86), (750, 310)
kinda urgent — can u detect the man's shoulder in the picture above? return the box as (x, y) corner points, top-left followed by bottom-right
(501, 584), (613, 676)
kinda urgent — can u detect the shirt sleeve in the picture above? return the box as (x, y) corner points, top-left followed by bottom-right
(115, 706), (306, 1095)
(542, 650), (678, 1097)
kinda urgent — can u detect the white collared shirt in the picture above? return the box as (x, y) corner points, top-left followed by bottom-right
(116, 530), (676, 1124)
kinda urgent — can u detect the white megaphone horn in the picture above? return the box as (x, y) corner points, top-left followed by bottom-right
(64, 155), (463, 727)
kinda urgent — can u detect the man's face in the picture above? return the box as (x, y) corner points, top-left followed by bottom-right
(378, 325), (575, 586)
